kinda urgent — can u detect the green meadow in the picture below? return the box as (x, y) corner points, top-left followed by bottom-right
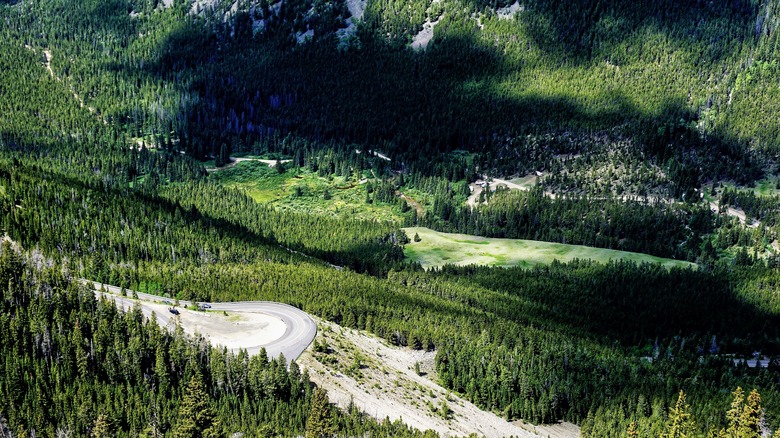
(403, 227), (695, 270)
(209, 159), (407, 222)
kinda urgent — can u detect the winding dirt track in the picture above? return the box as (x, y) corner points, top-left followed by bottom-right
(88, 282), (316, 362)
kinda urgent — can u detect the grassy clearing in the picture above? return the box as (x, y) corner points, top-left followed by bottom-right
(403, 227), (696, 270)
(209, 160), (410, 222)
(508, 174), (539, 190)
(752, 178), (780, 197)
(714, 178), (780, 198)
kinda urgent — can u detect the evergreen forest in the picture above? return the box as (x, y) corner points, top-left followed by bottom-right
(2, 0), (780, 436)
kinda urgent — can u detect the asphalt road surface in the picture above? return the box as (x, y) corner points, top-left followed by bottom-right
(88, 281), (317, 363)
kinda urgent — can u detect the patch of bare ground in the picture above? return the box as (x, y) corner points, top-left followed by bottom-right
(298, 319), (571, 437)
(42, 49), (54, 78)
(411, 17), (442, 51)
(205, 157), (292, 172)
(466, 183), (483, 208)
(354, 149), (392, 161)
(512, 420), (580, 438)
(709, 201), (759, 228)
(398, 191), (425, 215)
(467, 173), (553, 208)
(337, 0), (366, 43)
(26, 46), (104, 122)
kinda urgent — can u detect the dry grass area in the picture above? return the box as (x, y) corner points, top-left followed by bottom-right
(297, 319), (579, 438)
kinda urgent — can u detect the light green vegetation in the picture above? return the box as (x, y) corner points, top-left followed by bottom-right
(209, 160), (406, 222)
(224, 313), (244, 323)
(751, 178), (780, 197)
(135, 281), (162, 295)
(398, 186), (432, 213)
(209, 160), (290, 202)
(128, 175), (145, 189)
(403, 227), (695, 270)
(715, 178), (780, 198)
(508, 174), (539, 190)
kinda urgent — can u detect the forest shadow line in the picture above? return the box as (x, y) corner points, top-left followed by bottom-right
(433, 261), (780, 355)
(2, 158), (408, 274)
(92, 9), (763, 186)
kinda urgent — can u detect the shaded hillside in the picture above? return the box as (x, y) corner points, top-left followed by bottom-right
(3, 0), (779, 184)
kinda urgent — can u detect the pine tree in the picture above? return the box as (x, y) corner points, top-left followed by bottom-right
(90, 253), (107, 282)
(91, 414), (113, 438)
(740, 389), (762, 438)
(626, 421), (639, 438)
(0, 240), (22, 288)
(218, 143), (229, 167)
(289, 360), (302, 400)
(725, 387), (762, 438)
(155, 345), (169, 395)
(306, 388), (337, 438)
(637, 394), (650, 417)
(664, 390), (695, 438)
(726, 387), (746, 437)
(174, 375), (220, 438)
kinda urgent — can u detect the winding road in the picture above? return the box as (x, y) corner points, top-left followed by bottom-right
(88, 281), (316, 362)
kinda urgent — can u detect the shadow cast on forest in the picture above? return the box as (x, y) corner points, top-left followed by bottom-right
(466, 0), (758, 65)
(434, 263), (780, 354)
(11, 0), (776, 356)
(89, 0), (764, 185)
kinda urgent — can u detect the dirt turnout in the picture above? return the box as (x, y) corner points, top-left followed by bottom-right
(206, 157), (292, 172)
(90, 282), (316, 361)
(709, 201), (758, 227)
(468, 174), (538, 208)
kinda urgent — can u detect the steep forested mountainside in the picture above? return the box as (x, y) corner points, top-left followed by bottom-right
(0, 244), (437, 437)
(1, 0), (780, 437)
(6, 0), (780, 180)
